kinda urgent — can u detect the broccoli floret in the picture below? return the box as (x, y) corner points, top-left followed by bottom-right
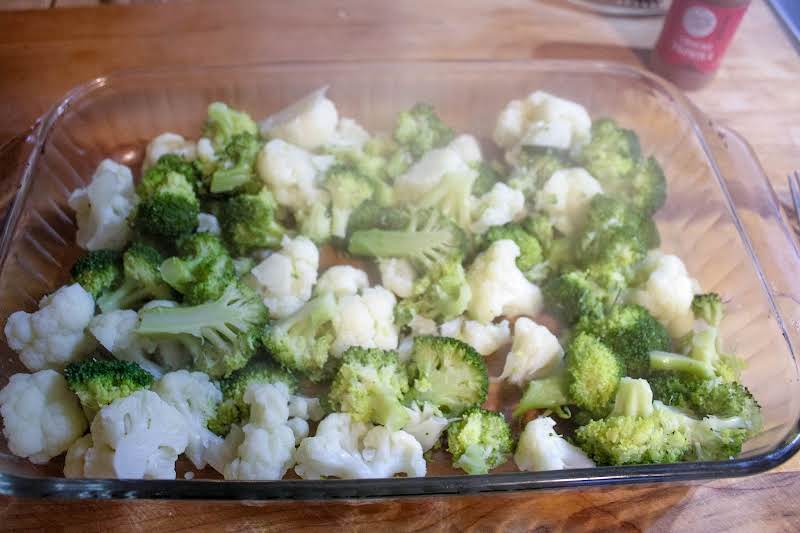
(566, 333), (622, 417)
(295, 202), (333, 244)
(578, 118), (640, 187)
(679, 293), (743, 381)
(577, 304), (671, 377)
(395, 256), (471, 325)
(508, 148), (567, 201)
(64, 357), (153, 419)
(140, 154), (202, 195)
(329, 147), (395, 205)
(137, 282), (268, 378)
(96, 242), (172, 312)
(472, 160), (504, 197)
(610, 377), (654, 418)
(649, 374), (760, 421)
(134, 163), (200, 240)
(348, 208), (467, 271)
(160, 233), (235, 304)
(328, 347), (410, 430)
(363, 135), (413, 178)
(203, 102), (259, 149)
(207, 360), (297, 435)
(409, 336), (488, 415)
(209, 132), (262, 194)
(446, 407), (513, 475)
(346, 203), (411, 237)
(219, 188), (286, 255)
(70, 249), (122, 298)
(393, 103), (454, 159)
(324, 164), (378, 238)
(261, 292), (337, 381)
(513, 367), (572, 418)
(692, 292), (723, 328)
(522, 213), (554, 255)
(483, 223), (544, 277)
(581, 195), (660, 249)
(616, 156), (667, 216)
(543, 271), (606, 325)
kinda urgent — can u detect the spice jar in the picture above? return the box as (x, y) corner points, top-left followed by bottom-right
(651, 0), (751, 90)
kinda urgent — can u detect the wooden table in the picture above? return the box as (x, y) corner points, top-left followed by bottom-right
(1, 0), (799, 530)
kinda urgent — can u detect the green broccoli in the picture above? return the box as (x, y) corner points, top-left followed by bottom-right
(649, 351), (715, 379)
(324, 163), (379, 238)
(578, 118), (640, 187)
(140, 154), (202, 194)
(362, 134), (413, 178)
(610, 377), (654, 418)
(513, 366), (572, 418)
(409, 335), (488, 415)
(261, 292), (337, 381)
(137, 282), (268, 378)
(565, 333), (623, 417)
(507, 148), (567, 201)
(328, 347), (410, 430)
(395, 256), (471, 325)
(209, 132), (262, 194)
(543, 271), (606, 325)
(207, 360), (297, 436)
(203, 102), (259, 150)
(393, 103), (454, 159)
(96, 242), (172, 312)
(63, 357), (154, 419)
(346, 203), (411, 237)
(295, 202), (333, 244)
(482, 223), (544, 278)
(329, 146), (395, 205)
(446, 407), (513, 475)
(159, 233), (235, 304)
(416, 168), (476, 228)
(348, 208), (467, 271)
(472, 160), (504, 197)
(576, 304), (671, 377)
(522, 213), (554, 256)
(219, 188), (286, 255)
(134, 155), (201, 240)
(615, 156), (667, 216)
(649, 374), (761, 421)
(70, 249), (122, 298)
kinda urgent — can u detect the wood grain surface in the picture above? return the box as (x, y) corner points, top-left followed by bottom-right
(0, 0), (799, 530)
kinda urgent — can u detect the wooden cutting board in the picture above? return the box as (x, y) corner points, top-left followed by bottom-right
(0, 0), (799, 530)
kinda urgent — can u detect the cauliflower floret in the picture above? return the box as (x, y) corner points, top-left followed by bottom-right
(408, 315), (438, 336)
(287, 417), (310, 445)
(331, 286), (399, 355)
(196, 212), (221, 235)
(499, 318), (563, 386)
(402, 402), (451, 452)
(68, 159), (137, 251)
(328, 118), (370, 149)
(260, 87), (339, 150)
(81, 390), (189, 479)
(628, 251), (699, 339)
(471, 182), (526, 234)
(249, 235), (319, 319)
(0, 370), (87, 464)
(315, 265), (369, 297)
(439, 316), (511, 356)
(536, 167), (603, 236)
(393, 146), (476, 203)
(397, 336), (415, 363)
(466, 240), (543, 323)
(514, 416), (595, 472)
(222, 382), (297, 480)
(493, 91), (591, 154)
(195, 137), (217, 174)
(141, 132), (197, 172)
(294, 412), (426, 479)
(447, 134), (482, 163)
(152, 370), (222, 469)
(64, 434), (93, 478)
(256, 139), (333, 211)
(288, 395), (325, 422)
(204, 425), (243, 475)
(5, 283), (97, 371)
(378, 258), (416, 299)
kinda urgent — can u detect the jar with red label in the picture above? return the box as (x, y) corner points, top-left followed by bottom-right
(651, 0), (751, 90)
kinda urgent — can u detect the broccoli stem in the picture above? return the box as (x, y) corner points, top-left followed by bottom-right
(159, 258), (193, 289)
(513, 370), (571, 418)
(211, 165), (250, 194)
(370, 385), (411, 430)
(97, 280), (150, 312)
(348, 229), (452, 259)
(649, 351), (715, 379)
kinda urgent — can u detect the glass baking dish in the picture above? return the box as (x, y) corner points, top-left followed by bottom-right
(0, 60), (798, 500)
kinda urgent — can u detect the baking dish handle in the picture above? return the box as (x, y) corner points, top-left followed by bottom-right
(0, 126), (37, 231)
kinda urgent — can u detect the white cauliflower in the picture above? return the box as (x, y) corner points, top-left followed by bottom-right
(315, 265), (369, 297)
(466, 240), (543, 323)
(64, 434), (93, 478)
(80, 390), (189, 479)
(141, 132), (197, 172)
(628, 251), (699, 339)
(536, 167), (603, 236)
(447, 134), (482, 163)
(196, 212), (221, 235)
(287, 417), (310, 445)
(294, 413), (426, 479)
(471, 182), (526, 234)
(408, 315), (438, 336)
(493, 91), (591, 155)
(89, 309), (172, 378)
(393, 146), (475, 204)
(222, 383), (297, 481)
(328, 118), (370, 149)
(152, 370), (222, 469)
(68, 159), (137, 251)
(256, 138), (333, 211)
(378, 258), (416, 299)
(439, 316), (511, 356)
(0, 370), (87, 464)
(288, 395), (325, 422)
(514, 417), (595, 472)
(332, 286), (399, 355)
(260, 87), (339, 150)
(249, 235), (319, 319)
(5, 283), (97, 371)
(499, 318), (563, 386)
(402, 402), (451, 452)
(195, 137), (217, 174)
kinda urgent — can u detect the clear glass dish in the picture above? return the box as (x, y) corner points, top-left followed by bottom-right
(0, 60), (798, 500)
